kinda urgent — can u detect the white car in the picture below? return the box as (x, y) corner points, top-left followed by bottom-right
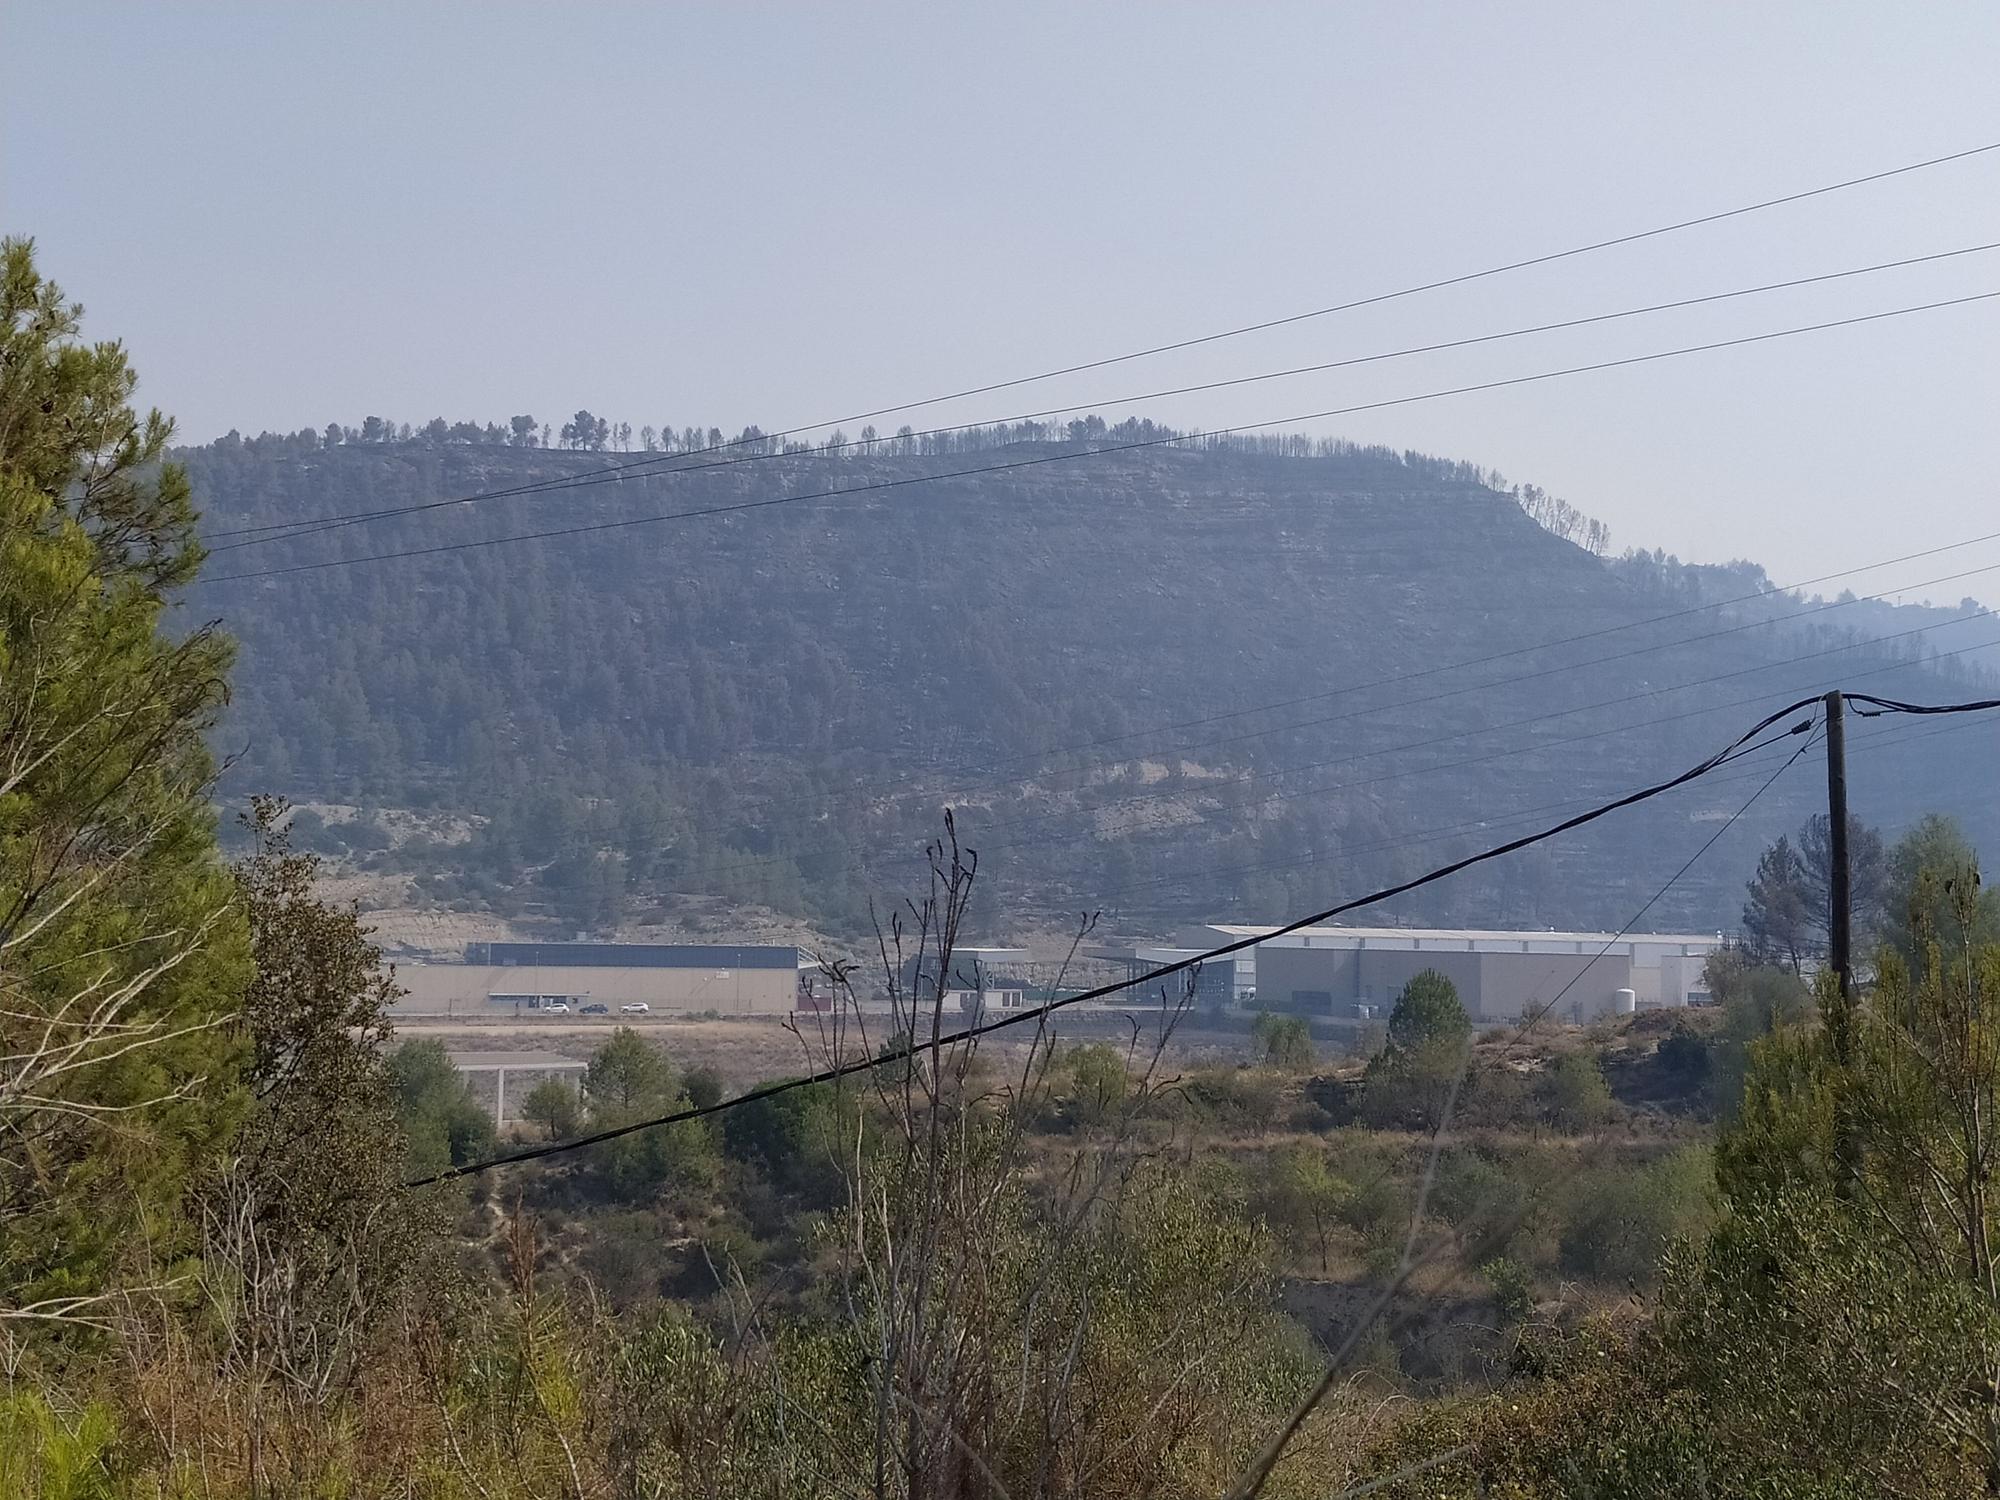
(619, 1002), (650, 1015)
(540, 1001), (569, 1016)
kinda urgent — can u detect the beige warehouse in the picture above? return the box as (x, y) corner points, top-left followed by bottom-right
(394, 941), (804, 1016)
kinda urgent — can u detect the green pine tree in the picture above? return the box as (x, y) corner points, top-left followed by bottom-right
(0, 238), (251, 1311)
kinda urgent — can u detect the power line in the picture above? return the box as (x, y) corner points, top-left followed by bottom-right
(838, 625), (2000, 905)
(810, 520), (2000, 786)
(658, 512), (2000, 844)
(1086, 731), (1810, 907)
(1516, 728), (1820, 1032)
(206, 140), (2000, 543)
(210, 238), (2000, 551)
(227, 135), (2000, 552)
(1222, 695), (2000, 1500)
(1085, 707), (1997, 907)
(956, 556), (2000, 805)
(1847, 689), (2000, 717)
(207, 289), (2000, 585)
(952, 602), (2000, 851)
(404, 693), (1827, 1186)
(558, 615), (2000, 906)
(1216, 723), (1823, 1500)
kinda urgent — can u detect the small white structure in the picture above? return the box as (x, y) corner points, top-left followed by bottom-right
(950, 987), (1026, 1018)
(448, 1049), (586, 1123)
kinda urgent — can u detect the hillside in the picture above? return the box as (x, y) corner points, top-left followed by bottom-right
(185, 425), (2000, 945)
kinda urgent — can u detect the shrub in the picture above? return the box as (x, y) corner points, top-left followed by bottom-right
(719, 1080), (857, 1205)
(1558, 1146), (1715, 1286)
(1457, 1060), (1535, 1128)
(522, 1077), (583, 1140)
(389, 1037), (496, 1173)
(1063, 1043), (1131, 1125)
(1174, 1066), (1286, 1134)
(1541, 1052), (1615, 1130)
(1656, 1023), (1711, 1088)
(1260, 1143), (1350, 1271)
(1386, 970), (1471, 1054)
(1480, 1256), (1537, 1324)
(1251, 1013), (1315, 1070)
(1428, 1149), (1528, 1240)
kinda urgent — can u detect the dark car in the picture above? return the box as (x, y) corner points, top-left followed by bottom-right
(578, 1002), (610, 1015)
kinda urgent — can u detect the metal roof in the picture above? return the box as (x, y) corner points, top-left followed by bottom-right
(446, 1051), (587, 1069)
(1191, 924), (1723, 949)
(464, 941), (801, 970)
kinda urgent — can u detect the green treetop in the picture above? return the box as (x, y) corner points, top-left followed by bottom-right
(1385, 969), (1471, 1053)
(0, 238), (251, 1308)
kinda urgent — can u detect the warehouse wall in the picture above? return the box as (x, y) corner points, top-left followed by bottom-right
(1255, 947), (1487, 1015)
(1251, 945), (1359, 1013)
(1251, 945), (1634, 1021)
(395, 963), (799, 1014)
(1472, 950), (1632, 1022)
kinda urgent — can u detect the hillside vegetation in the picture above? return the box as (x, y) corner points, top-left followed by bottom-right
(188, 422), (2000, 941)
(8, 240), (2000, 1500)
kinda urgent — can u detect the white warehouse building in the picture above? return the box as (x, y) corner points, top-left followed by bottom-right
(1179, 924), (1724, 1023)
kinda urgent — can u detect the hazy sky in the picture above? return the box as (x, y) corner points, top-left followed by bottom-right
(7, 2), (1997, 588)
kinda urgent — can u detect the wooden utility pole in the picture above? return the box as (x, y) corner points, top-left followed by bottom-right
(1824, 689), (1853, 1001)
(1823, 690), (1864, 1196)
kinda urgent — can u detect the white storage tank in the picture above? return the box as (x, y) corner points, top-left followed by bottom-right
(1614, 987), (1638, 1015)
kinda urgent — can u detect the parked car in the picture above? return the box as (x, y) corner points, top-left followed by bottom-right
(579, 1002), (609, 1015)
(540, 1001), (570, 1016)
(619, 1002), (651, 1015)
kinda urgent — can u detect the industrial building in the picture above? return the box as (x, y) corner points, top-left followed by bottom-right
(1085, 945), (1254, 1008)
(899, 946), (1032, 994)
(397, 941), (808, 1015)
(894, 947), (1034, 1018)
(1177, 924), (1723, 1023)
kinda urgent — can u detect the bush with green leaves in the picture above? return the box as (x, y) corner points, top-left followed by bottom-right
(1557, 1145), (1714, 1286)
(1251, 1012), (1315, 1070)
(1174, 1065), (1285, 1134)
(1259, 1143), (1350, 1271)
(1455, 1058), (1536, 1128)
(1428, 1148), (1529, 1243)
(1357, 971), (1473, 1131)
(1480, 1256), (1536, 1324)
(388, 1038), (495, 1175)
(719, 1078), (857, 1206)
(581, 1029), (715, 1199)
(1540, 1051), (1615, 1130)
(1654, 1021), (1711, 1090)
(1660, 1190), (1992, 1498)
(521, 1077), (582, 1140)
(1061, 1042), (1132, 1125)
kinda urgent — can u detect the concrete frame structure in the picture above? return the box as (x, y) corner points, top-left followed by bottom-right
(1085, 946), (1253, 1007)
(448, 1050), (586, 1123)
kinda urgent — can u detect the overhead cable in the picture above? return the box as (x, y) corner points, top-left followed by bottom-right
(211, 238), (2000, 550)
(404, 693), (1828, 1187)
(213, 137), (2000, 543)
(210, 288), (2000, 585)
